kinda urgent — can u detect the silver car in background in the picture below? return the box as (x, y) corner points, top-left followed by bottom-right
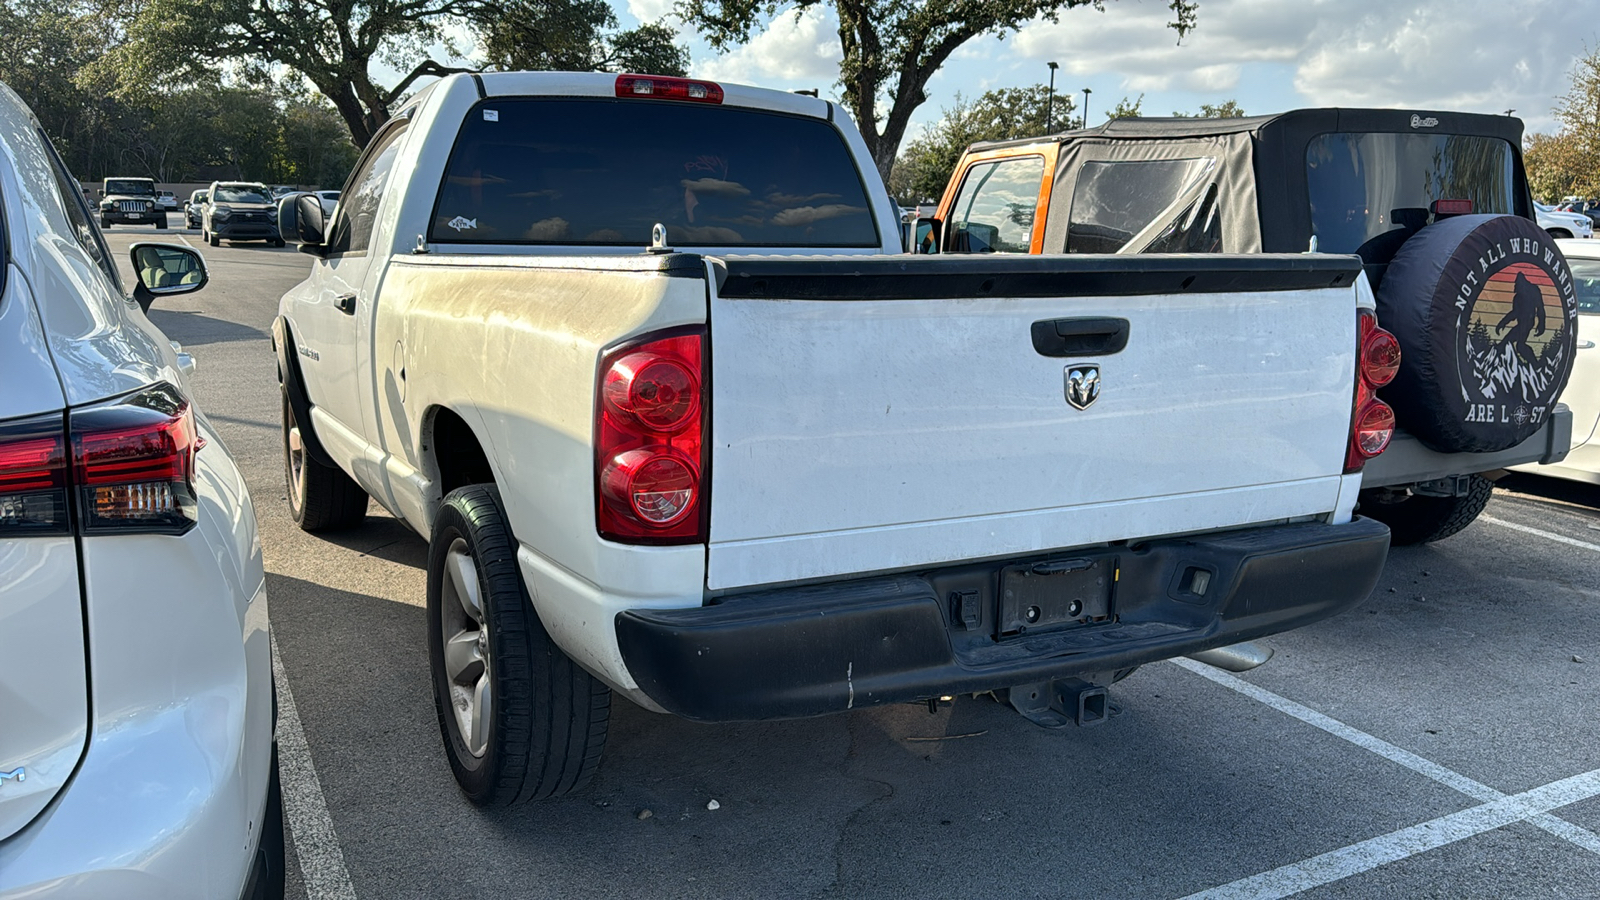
(0, 82), (282, 899)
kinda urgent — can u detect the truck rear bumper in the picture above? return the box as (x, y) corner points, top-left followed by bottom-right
(1361, 404), (1572, 489)
(616, 517), (1390, 722)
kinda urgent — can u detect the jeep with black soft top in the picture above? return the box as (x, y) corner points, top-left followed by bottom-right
(98, 176), (168, 229)
(927, 108), (1579, 544)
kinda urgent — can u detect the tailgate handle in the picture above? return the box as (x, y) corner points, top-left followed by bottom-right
(1031, 318), (1129, 357)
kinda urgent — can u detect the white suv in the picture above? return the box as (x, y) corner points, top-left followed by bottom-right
(0, 83), (282, 899)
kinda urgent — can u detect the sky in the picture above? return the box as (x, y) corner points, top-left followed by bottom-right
(609, 0), (1599, 141)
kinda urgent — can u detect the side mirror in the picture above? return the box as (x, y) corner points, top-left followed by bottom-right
(278, 192), (328, 256)
(915, 217), (942, 255)
(129, 243), (208, 312)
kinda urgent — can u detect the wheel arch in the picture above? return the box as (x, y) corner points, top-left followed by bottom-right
(271, 315), (334, 467)
(421, 404), (499, 500)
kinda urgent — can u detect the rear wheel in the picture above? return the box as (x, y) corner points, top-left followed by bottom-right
(272, 238), (286, 248)
(1547, 228), (1573, 239)
(1359, 475), (1494, 545)
(281, 386), (367, 531)
(208, 231), (220, 247)
(428, 484), (610, 807)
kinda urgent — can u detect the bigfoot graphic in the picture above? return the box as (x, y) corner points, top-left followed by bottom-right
(1497, 271), (1547, 370)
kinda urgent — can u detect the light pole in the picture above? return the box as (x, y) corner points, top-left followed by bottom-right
(1082, 87), (1093, 128)
(1046, 61), (1059, 131)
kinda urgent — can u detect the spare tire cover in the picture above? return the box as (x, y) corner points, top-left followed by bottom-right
(1375, 214), (1579, 453)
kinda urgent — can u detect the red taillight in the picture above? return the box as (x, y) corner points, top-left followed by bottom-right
(614, 75), (724, 104)
(596, 330), (706, 543)
(71, 383), (201, 533)
(0, 417), (69, 535)
(1432, 199), (1473, 216)
(1346, 311), (1401, 473)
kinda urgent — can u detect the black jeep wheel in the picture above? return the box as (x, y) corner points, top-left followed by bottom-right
(1358, 475), (1494, 545)
(281, 386), (367, 531)
(428, 484), (610, 807)
(208, 231), (220, 247)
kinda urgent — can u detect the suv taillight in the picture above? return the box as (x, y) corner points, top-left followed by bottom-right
(0, 383), (202, 537)
(595, 330), (706, 543)
(1345, 311), (1401, 473)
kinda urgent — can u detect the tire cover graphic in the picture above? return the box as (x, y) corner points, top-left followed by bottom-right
(1375, 214), (1578, 453)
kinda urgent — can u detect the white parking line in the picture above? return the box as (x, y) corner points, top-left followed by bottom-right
(176, 233), (194, 250)
(1181, 768), (1600, 900)
(1174, 658), (1600, 857)
(1482, 515), (1600, 554)
(272, 636), (359, 900)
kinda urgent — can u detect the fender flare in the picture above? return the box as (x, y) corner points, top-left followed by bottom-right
(271, 316), (335, 468)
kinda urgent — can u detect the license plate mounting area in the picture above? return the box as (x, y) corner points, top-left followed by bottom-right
(997, 556), (1113, 638)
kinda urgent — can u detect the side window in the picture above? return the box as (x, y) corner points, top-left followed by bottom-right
(37, 129), (123, 293)
(1139, 183), (1222, 254)
(1067, 158), (1215, 254)
(945, 157), (1044, 253)
(330, 122), (407, 256)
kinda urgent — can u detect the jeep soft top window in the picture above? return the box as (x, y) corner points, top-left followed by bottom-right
(1571, 259), (1600, 314)
(104, 179), (154, 196)
(429, 99), (878, 247)
(1306, 133), (1516, 255)
(1066, 158), (1215, 253)
(214, 185), (271, 203)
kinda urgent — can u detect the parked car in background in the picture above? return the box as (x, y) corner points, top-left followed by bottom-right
(928, 109), (1578, 545)
(0, 80), (282, 900)
(1512, 238), (1600, 486)
(274, 71), (1391, 808)
(203, 181), (284, 247)
(270, 185), (295, 203)
(186, 189), (208, 228)
(156, 189), (179, 211)
(1535, 202), (1593, 239)
(98, 176), (167, 229)
(315, 189), (339, 218)
(1557, 200), (1600, 229)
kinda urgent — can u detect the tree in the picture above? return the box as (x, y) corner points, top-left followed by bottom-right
(680, 0), (1198, 181)
(1524, 46), (1600, 202)
(889, 83), (1075, 203)
(1105, 93), (1143, 119)
(1173, 99), (1244, 118)
(479, 1), (689, 74)
(120, 0), (688, 149)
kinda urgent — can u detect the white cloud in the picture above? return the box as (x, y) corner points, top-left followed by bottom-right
(692, 6), (842, 86)
(626, 0), (676, 21)
(1007, 0), (1595, 131)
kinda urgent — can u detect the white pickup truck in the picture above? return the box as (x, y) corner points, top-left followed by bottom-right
(274, 72), (1392, 806)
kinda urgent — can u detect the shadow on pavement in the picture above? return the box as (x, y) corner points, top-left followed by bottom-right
(148, 308), (269, 346)
(1496, 472), (1600, 514)
(313, 515), (429, 570)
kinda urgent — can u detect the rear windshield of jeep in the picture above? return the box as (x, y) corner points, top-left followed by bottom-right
(428, 98), (879, 248)
(1306, 133), (1516, 255)
(105, 179), (155, 196)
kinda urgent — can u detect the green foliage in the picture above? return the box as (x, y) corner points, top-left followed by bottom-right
(1173, 99), (1245, 118)
(889, 84), (1076, 204)
(679, 0), (1199, 180)
(1525, 46), (1600, 202)
(1105, 93), (1143, 119)
(479, 0), (689, 75)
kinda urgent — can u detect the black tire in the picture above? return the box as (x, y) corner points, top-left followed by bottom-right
(1359, 474), (1494, 546)
(249, 744), (287, 900)
(272, 238), (286, 248)
(100, 218), (110, 229)
(428, 484), (610, 807)
(208, 231), (220, 247)
(1547, 228), (1573, 239)
(1376, 214), (1578, 453)
(281, 387), (367, 531)
(156, 218), (167, 230)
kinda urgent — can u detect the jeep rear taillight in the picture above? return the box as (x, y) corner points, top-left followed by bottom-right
(596, 330), (707, 543)
(1345, 310), (1400, 473)
(0, 383), (202, 537)
(0, 417), (70, 535)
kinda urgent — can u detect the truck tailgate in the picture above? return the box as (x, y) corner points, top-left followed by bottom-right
(704, 255), (1365, 591)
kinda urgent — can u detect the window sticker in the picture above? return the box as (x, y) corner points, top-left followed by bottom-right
(483, 109), (499, 122)
(447, 215), (478, 231)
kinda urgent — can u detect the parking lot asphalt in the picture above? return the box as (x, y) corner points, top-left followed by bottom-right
(105, 225), (1600, 899)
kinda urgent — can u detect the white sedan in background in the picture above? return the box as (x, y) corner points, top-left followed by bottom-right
(0, 81), (282, 899)
(314, 189), (340, 218)
(1536, 202), (1594, 240)
(1513, 239), (1600, 485)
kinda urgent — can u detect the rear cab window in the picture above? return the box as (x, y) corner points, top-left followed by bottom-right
(1306, 133), (1517, 258)
(428, 99), (879, 248)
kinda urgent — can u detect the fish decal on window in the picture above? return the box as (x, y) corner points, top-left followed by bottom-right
(447, 216), (478, 232)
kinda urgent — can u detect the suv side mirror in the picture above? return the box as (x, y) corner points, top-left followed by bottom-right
(278, 192), (329, 256)
(129, 243), (208, 312)
(915, 217), (942, 254)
